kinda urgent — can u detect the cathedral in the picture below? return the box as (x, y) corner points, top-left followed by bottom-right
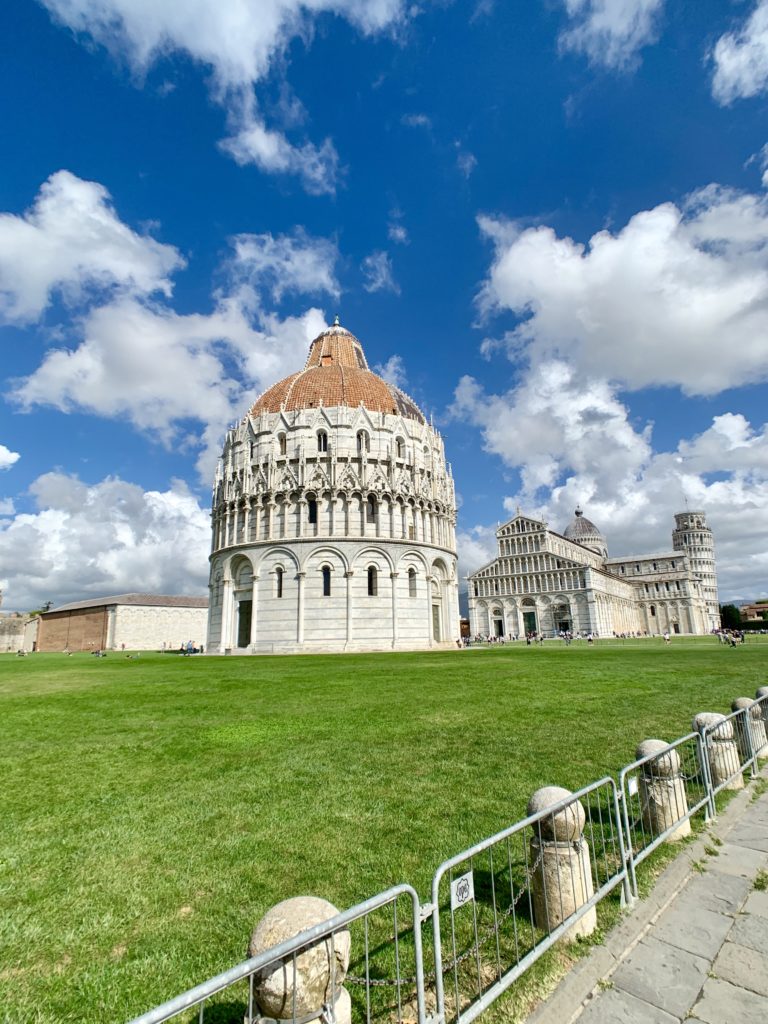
(207, 320), (460, 653)
(468, 509), (719, 638)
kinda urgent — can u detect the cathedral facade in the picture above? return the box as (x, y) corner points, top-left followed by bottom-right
(468, 509), (719, 639)
(207, 321), (460, 653)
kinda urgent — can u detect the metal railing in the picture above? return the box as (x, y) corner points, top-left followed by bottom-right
(126, 693), (767, 1024)
(619, 734), (710, 897)
(126, 885), (425, 1024)
(429, 778), (627, 1024)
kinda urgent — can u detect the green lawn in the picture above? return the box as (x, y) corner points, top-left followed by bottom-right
(1, 639), (766, 1023)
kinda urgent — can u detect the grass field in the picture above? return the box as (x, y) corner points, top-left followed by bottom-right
(2, 638), (767, 1023)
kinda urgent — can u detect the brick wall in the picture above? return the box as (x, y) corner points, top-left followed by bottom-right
(38, 608), (109, 651)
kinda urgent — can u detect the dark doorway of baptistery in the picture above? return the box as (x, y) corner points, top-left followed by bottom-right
(237, 600), (252, 647)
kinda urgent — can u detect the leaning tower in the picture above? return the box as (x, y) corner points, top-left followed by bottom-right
(672, 511), (720, 630)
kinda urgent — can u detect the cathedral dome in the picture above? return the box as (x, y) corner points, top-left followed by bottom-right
(250, 321), (425, 423)
(564, 507), (607, 557)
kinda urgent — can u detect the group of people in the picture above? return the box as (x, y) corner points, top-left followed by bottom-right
(717, 629), (745, 647)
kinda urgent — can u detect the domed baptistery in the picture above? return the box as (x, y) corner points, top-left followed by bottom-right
(207, 320), (459, 653)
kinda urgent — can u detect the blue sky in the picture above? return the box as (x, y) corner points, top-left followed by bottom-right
(1, 0), (768, 612)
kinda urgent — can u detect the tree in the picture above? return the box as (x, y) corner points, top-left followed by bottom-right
(719, 604), (741, 629)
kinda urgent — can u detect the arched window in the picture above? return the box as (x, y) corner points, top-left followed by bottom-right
(317, 431), (328, 452)
(278, 433), (287, 456)
(322, 566), (331, 597)
(366, 495), (376, 523)
(308, 498), (318, 524)
(650, 604), (656, 617)
(367, 566), (378, 596)
(357, 430), (369, 453)
(408, 568), (417, 598)
(276, 567), (284, 598)
(395, 437), (405, 459)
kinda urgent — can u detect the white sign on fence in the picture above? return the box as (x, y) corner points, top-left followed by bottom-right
(450, 870), (475, 910)
(628, 775), (639, 797)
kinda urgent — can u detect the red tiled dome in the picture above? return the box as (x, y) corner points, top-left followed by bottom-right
(250, 322), (425, 423)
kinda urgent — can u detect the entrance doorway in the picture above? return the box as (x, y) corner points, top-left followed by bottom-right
(492, 609), (504, 637)
(523, 611), (537, 634)
(237, 600), (252, 647)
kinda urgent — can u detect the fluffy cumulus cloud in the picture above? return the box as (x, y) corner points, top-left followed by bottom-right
(558, 0), (664, 70)
(477, 184), (768, 395)
(5, 173), (337, 478)
(361, 250), (400, 293)
(0, 444), (20, 471)
(0, 170), (182, 323)
(0, 472), (210, 611)
(712, 0), (768, 105)
(451, 362), (768, 601)
(40, 0), (410, 192)
(373, 353), (407, 389)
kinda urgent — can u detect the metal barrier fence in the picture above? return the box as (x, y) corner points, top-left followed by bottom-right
(619, 734), (710, 898)
(126, 885), (425, 1024)
(126, 696), (767, 1024)
(429, 778), (627, 1024)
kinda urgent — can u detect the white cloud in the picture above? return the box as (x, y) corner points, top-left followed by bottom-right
(40, 0), (409, 191)
(558, 0), (664, 70)
(3, 176), (339, 481)
(477, 183), (768, 395)
(456, 148), (478, 178)
(0, 499), (15, 516)
(374, 353), (407, 389)
(11, 296), (327, 480)
(0, 445), (20, 471)
(361, 250), (400, 293)
(0, 171), (182, 323)
(219, 92), (341, 196)
(229, 228), (340, 303)
(401, 113), (431, 128)
(0, 473), (210, 612)
(452, 363), (768, 602)
(712, 1), (768, 105)
(388, 218), (409, 245)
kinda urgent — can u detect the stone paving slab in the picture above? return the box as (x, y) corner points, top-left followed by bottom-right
(576, 987), (680, 1024)
(679, 870), (750, 915)
(728, 912), (768, 955)
(713, 939), (768, 998)
(704, 841), (767, 878)
(651, 901), (734, 960)
(690, 977), (768, 1024)
(726, 824), (768, 852)
(743, 888), (768, 917)
(611, 936), (709, 1019)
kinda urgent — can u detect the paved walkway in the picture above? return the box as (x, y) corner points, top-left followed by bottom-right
(528, 771), (768, 1024)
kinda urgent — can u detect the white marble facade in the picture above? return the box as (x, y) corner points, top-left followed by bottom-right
(207, 324), (460, 653)
(468, 510), (718, 639)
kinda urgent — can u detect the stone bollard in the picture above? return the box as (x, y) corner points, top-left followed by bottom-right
(756, 687), (768, 730)
(734, 697), (768, 759)
(636, 739), (691, 841)
(248, 896), (351, 1024)
(693, 712), (744, 791)
(528, 786), (596, 940)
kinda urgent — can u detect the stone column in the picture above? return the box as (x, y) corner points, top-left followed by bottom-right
(733, 698), (768, 759)
(636, 739), (691, 841)
(220, 578), (234, 652)
(243, 503), (251, 543)
(693, 712), (744, 790)
(527, 786), (596, 940)
(344, 571), (353, 648)
(296, 571), (305, 644)
(390, 572), (399, 648)
(249, 577), (259, 647)
(267, 501), (275, 540)
(248, 896), (351, 1024)
(425, 574), (434, 647)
